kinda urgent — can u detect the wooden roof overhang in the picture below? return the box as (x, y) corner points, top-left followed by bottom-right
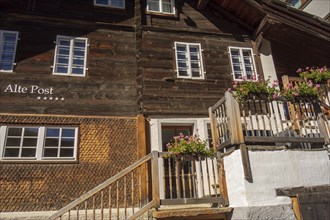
(202, 0), (330, 75)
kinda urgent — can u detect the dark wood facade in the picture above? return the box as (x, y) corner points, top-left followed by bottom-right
(138, 0), (261, 117)
(0, 0), (138, 116)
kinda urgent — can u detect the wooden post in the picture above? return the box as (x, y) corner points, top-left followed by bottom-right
(225, 92), (244, 145)
(208, 107), (220, 151)
(151, 151), (160, 209)
(240, 144), (252, 181)
(317, 113), (330, 145)
(282, 75), (299, 130)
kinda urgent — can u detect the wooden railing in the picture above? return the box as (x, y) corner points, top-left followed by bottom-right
(159, 153), (222, 205)
(47, 152), (223, 220)
(209, 91), (330, 151)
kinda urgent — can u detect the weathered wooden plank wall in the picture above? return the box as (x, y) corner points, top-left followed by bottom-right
(138, 1), (259, 117)
(0, 2), (138, 116)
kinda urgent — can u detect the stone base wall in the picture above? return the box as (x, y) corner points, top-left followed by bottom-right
(230, 204), (296, 220)
(0, 114), (140, 212)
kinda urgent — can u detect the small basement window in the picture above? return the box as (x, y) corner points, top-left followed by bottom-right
(94, 0), (125, 9)
(0, 126), (78, 161)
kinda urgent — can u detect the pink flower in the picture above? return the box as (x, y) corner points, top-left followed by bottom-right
(315, 84), (320, 89)
(272, 94), (278, 99)
(227, 88), (232, 92)
(296, 68), (302, 73)
(251, 75), (256, 80)
(306, 67), (310, 70)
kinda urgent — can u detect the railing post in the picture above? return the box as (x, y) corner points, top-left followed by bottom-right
(209, 107), (220, 151)
(225, 91), (244, 145)
(317, 113), (330, 145)
(151, 151), (160, 209)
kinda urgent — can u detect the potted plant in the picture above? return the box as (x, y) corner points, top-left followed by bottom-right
(297, 66), (330, 83)
(228, 76), (279, 101)
(163, 133), (216, 161)
(280, 80), (320, 102)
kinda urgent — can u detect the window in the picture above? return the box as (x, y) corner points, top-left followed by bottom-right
(147, 0), (175, 14)
(53, 35), (88, 76)
(0, 30), (19, 72)
(228, 47), (257, 81)
(175, 42), (204, 79)
(94, 0), (125, 9)
(0, 126), (78, 161)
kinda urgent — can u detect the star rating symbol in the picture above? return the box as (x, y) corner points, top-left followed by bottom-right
(35, 96), (65, 101)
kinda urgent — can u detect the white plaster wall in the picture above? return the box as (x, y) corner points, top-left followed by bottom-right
(224, 149), (330, 207)
(259, 39), (278, 84)
(303, 0), (330, 19)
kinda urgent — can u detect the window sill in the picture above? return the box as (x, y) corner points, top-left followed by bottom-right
(0, 159), (78, 164)
(146, 11), (177, 18)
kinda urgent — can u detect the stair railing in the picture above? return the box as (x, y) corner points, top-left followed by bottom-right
(47, 151), (160, 220)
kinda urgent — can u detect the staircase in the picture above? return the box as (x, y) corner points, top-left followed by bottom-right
(47, 152), (226, 220)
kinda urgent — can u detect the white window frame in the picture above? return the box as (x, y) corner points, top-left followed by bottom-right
(147, 0), (176, 15)
(52, 35), (88, 77)
(228, 46), (258, 81)
(174, 42), (205, 79)
(0, 126), (78, 162)
(94, 0), (125, 9)
(0, 30), (19, 72)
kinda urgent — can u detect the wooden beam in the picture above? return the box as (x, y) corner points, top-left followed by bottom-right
(240, 144), (252, 181)
(197, 0), (210, 10)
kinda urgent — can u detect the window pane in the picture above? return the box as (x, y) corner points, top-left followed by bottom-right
(60, 149), (74, 157)
(178, 70), (188, 76)
(72, 67), (84, 75)
(58, 39), (70, 46)
(46, 128), (60, 137)
(45, 138), (59, 147)
(111, 0), (124, 8)
(0, 63), (12, 71)
(3, 44), (15, 51)
(7, 127), (22, 136)
(3, 33), (17, 42)
(189, 46), (198, 53)
(24, 128), (38, 136)
(21, 148), (36, 157)
(62, 129), (75, 137)
(44, 148), (58, 157)
(72, 59), (84, 65)
(162, 0), (173, 13)
(5, 138), (21, 146)
(61, 139), (74, 147)
(23, 138), (38, 147)
(192, 71), (200, 77)
(55, 66), (68, 74)
(74, 40), (86, 48)
(176, 45), (186, 52)
(148, 0), (160, 11)
(4, 148), (19, 157)
(73, 50), (85, 56)
(58, 48), (70, 55)
(96, 0), (108, 4)
(1, 53), (14, 61)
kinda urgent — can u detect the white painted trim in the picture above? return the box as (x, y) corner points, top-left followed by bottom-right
(228, 46), (258, 81)
(0, 126), (78, 162)
(52, 35), (88, 77)
(174, 42), (205, 79)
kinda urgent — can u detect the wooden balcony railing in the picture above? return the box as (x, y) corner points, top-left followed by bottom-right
(47, 152), (223, 220)
(209, 91), (330, 151)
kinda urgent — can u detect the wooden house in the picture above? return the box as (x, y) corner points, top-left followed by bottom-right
(0, 0), (329, 219)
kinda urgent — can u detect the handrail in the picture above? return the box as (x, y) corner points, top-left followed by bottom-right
(47, 150), (226, 220)
(47, 153), (154, 220)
